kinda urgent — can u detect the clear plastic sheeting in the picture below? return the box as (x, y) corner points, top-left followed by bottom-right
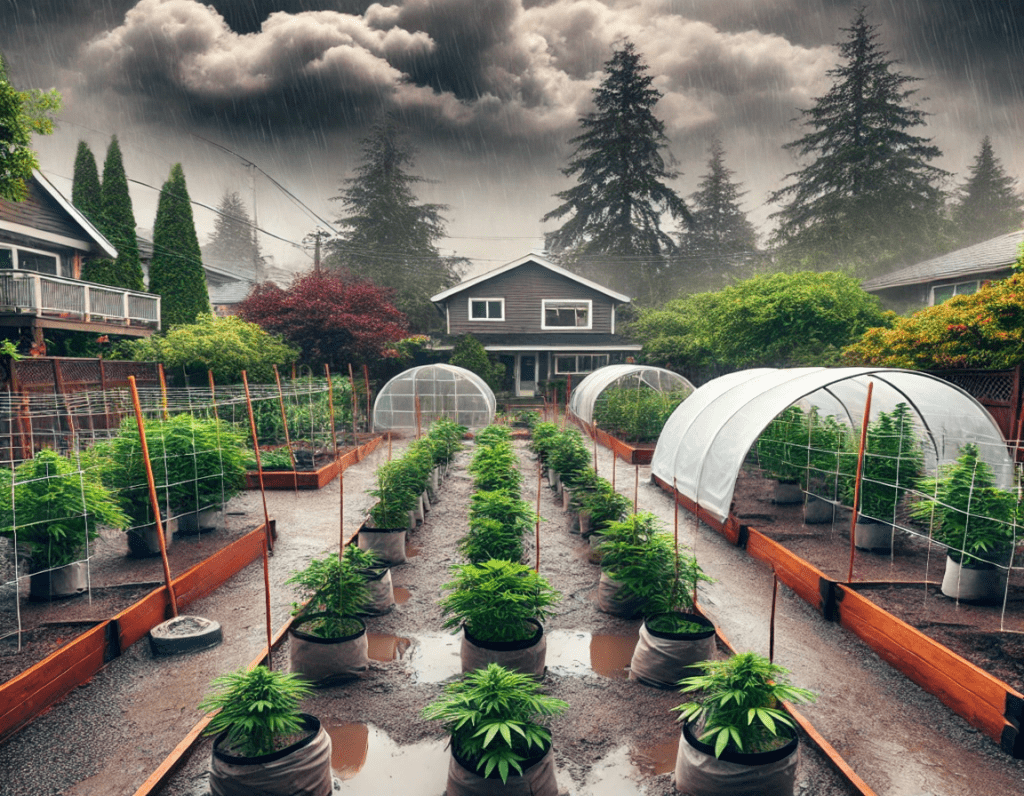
(651, 367), (1013, 524)
(567, 364), (695, 426)
(372, 365), (496, 431)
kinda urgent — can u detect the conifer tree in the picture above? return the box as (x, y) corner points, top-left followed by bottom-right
(71, 140), (102, 223)
(542, 41), (690, 301)
(768, 9), (947, 275)
(205, 190), (260, 272)
(97, 136), (145, 291)
(953, 137), (1022, 247)
(149, 163), (210, 328)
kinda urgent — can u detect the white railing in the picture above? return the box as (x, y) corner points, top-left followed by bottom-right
(0, 271), (160, 329)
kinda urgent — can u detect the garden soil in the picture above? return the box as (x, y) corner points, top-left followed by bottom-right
(1, 436), (1022, 795)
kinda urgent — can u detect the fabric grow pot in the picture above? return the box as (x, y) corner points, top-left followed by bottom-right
(29, 561), (88, 600)
(577, 510), (591, 537)
(177, 508), (219, 535)
(587, 532), (605, 565)
(126, 517), (177, 558)
(210, 713), (332, 796)
(802, 495), (833, 524)
(674, 720), (799, 796)
(596, 571), (646, 618)
(289, 614), (369, 685)
(854, 517), (892, 552)
(357, 521), (407, 565)
(772, 480), (802, 505)
(629, 612), (716, 688)
(941, 556), (1006, 603)
(461, 618), (547, 678)
(361, 567), (396, 615)
(448, 739), (558, 796)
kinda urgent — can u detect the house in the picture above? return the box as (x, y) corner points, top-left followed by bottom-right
(862, 229), (1024, 310)
(139, 238), (257, 317)
(430, 253), (641, 396)
(0, 171), (160, 350)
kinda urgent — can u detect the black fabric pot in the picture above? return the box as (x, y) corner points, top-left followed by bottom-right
(674, 720), (799, 796)
(288, 614), (368, 685)
(448, 737), (558, 796)
(629, 612), (716, 688)
(210, 713), (333, 796)
(461, 618), (546, 678)
(28, 561), (88, 601)
(125, 517), (177, 558)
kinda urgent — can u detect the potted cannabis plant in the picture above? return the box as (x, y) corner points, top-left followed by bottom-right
(422, 663), (567, 794)
(360, 457), (421, 564)
(286, 545), (376, 684)
(0, 449), (127, 599)
(198, 665), (332, 796)
(467, 437), (522, 494)
(439, 559), (561, 677)
(672, 652), (816, 796)
(460, 489), (536, 563)
(911, 443), (1017, 602)
(756, 405), (809, 504)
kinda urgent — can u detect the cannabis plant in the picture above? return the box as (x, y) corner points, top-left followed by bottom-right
(367, 458), (421, 528)
(468, 439), (522, 494)
(756, 405), (810, 483)
(458, 516), (525, 564)
(286, 545), (378, 637)
(427, 418), (466, 465)
(528, 422), (561, 464)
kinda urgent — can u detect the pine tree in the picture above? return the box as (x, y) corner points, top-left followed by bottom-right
(679, 139), (759, 284)
(71, 141), (101, 222)
(205, 190), (260, 273)
(542, 41), (690, 302)
(325, 114), (465, 333)
(149, 163), (210, 328)
(768, 9), (947, 274)
(953, 137), (1022, 247)
(96, 136), (145, 291)
(0, 52), (60, 202)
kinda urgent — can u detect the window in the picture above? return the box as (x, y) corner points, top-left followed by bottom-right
(0, 245), (60, 275)
(469, 297), (504, 321)
(0, 249), (12, 269)
(554, 354), (609, 374)
(542, 299), (592, 329)
(931, 281), (979, 305)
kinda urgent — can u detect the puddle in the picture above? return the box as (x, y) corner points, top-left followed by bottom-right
(405, 545), (421, 557)
(322, 722), (448, 792)
(546, 629), (639, 678)
(324, 722), (369, 779)
(631, 738), (678, 776)
(569, 745), (652, 796)
(393, 586), (411, 604)
(366, 633), (412, 662)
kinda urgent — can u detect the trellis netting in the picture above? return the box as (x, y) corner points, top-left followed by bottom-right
(651, 367), (1014, 525)
(373, 365), (496, 431)
(567, 364), (695, 427)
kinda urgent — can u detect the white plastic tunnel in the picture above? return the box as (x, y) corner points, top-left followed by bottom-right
(372, 364), (496, 432)
(651, 367), (1014, 524)
(567, 364), (695, 426)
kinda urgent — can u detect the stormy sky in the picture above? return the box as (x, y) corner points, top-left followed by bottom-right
(1, 0), (1021, 278)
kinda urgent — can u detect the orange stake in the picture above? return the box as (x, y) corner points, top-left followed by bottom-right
(157, 363), (169, 420)
(325, 365), (340, 459)
(348, 364), (358, 439)
(634, 465), (639, 513)
(242, 371), (274, 553)
(363, 364), (372, 430)
(273, 365), (298, 494)
(535, 459), (542, 572)
(769, 569), (779, 663)
(847, 382), (874, 583)
(127, 376), (177, 618)
(261, 537), (273, 670)
(207, 370), (219, 422)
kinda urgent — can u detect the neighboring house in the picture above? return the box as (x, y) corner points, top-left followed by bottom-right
(431, 253), (641, 396)
(862, 229), (1024, 310)
(0, 171), (159, 350)
(138, 239), (256, 317)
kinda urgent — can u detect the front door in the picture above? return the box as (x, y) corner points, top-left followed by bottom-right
(517, 354), (536, 397)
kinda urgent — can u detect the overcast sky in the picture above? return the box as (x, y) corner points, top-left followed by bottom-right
(1, 0), (1021, 277)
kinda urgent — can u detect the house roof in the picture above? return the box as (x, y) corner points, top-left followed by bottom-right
(208, 280), (255, 304)
(862, 229), (1024, 291)
(437, 332), (641, 352)
(430, 253), (631, 304)
(0, 170), (117, 259)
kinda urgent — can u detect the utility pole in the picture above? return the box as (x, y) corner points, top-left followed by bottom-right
(313, 229), (322, 274)
(249, 163), (263, 282)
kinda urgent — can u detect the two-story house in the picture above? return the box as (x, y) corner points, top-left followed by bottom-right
(431, 253), (641, 396)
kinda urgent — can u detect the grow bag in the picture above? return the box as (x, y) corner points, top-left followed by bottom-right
(361, 567), (396, 615)
(357, 521), (408, 565)
(772, 480), (802, 505)
(210, 713), (332, 796)
(854, 517), (892, 552)
(802, 495), (833, 524)
(126, 517), (177, 558)
(941, 556), (1006, 603)
(448, 740), (558, 796)
(596, 571), (646, 618)
(587, 533), (605, 565)
(177, 508), (219, 535)
(674, 721), (799, 796)
(289, 615), (369, 685)
(28, 561), (88, 600)
(461, 619), (547, 678)
(629, 612), (716, 689)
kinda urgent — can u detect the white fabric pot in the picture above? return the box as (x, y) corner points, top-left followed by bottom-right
(596, 571), (646, 618)
(361, 567), (396, 615)
(941, 556), (1006, 602)
(358, 522), (408, 565)
(802, 495), (833, 525)
(126, 517), (177, 558)
(447, 743), (558, 796)
(854, 518), (892, 552)
(674, 721), (799, 796)
(460, 619), (546, 678)
(288, 616), (369, 685)
(772, 480), (803, 505)
(629, 613), (716, 688)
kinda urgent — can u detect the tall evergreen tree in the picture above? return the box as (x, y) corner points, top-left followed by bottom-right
(205, 190), (260, 273)
(71, 140), (101, 223)
(768, 9), (947, 275)
(542, 41), (690, 302)
(96, 136), (145, 291)
(679, 139), (759, 285)
(953, 137), (1023, 247)
(325, 114), (465, 333)
(0, 52), (60, 202)
(149, 163), (210, 328)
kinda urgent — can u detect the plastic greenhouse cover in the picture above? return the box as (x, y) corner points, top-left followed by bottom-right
(567, 364), (695, 425)
(372, 364), (496, 431)
(651, 367), (1013, 523)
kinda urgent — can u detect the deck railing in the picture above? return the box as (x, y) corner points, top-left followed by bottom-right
(0, 270), (160, 329)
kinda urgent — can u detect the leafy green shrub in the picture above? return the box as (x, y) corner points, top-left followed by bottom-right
(547, 428), (592, 488)
(449, 334), (506, 392)
(575, 477), (632, 534)
(756, 405), (810, 483)
(469, 490), (536, 538)
(459, 516), (525, 564)
(473, 424), (512, 447)
(245, 378), (352, 449)
(528, 422), (561, 464)
(468, 439), (522, 494)
(427, 418), (467, 465)
(422, 664), (568, 783)
(593, 386), (690, 442)
(286, 545), (378, 637)
(367, 458), (422, 528)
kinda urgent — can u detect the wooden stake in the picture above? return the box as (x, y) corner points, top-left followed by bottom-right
(363, 364), (371, 431)
(847, 382), (874, 583)
(207, 370), (219, 422)
(261, 537), (273, 670)
(127, 376), (177, 618)
(325, 365), (340, 458)
(242, 371), (273, 553)
(348, 364), (358, 440)
(157, 363), (169, 420)
(339, 471), (345, 555)
(535, 459), (542, 572)
(388, 431), (392, 461)
(612, 450), (616, 490)
(634, 465), (639, 513)
(273, 365), (298, 494)
(769, 569), (779, 663)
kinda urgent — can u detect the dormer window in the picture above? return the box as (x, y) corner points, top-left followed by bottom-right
(469, 297), (504, 320)
(542, 299), (591, 329)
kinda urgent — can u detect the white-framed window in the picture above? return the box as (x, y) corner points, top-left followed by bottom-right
(931, 280), (979, 305)
(0, 245), (60, 276)
(542, 298), (592, 329)
(554, 353), (609, 375)
(469, 297), (505, 321)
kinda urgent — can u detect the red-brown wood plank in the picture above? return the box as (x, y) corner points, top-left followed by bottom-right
(746, 528), (827, 613)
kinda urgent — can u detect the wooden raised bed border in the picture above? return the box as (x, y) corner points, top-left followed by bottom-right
(244, 434), (385, 490)
(651, 473), (1024, 759)
(570, 417), (657, 464)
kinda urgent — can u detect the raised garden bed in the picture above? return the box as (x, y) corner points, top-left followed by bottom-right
(245, 435), (385, 490)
